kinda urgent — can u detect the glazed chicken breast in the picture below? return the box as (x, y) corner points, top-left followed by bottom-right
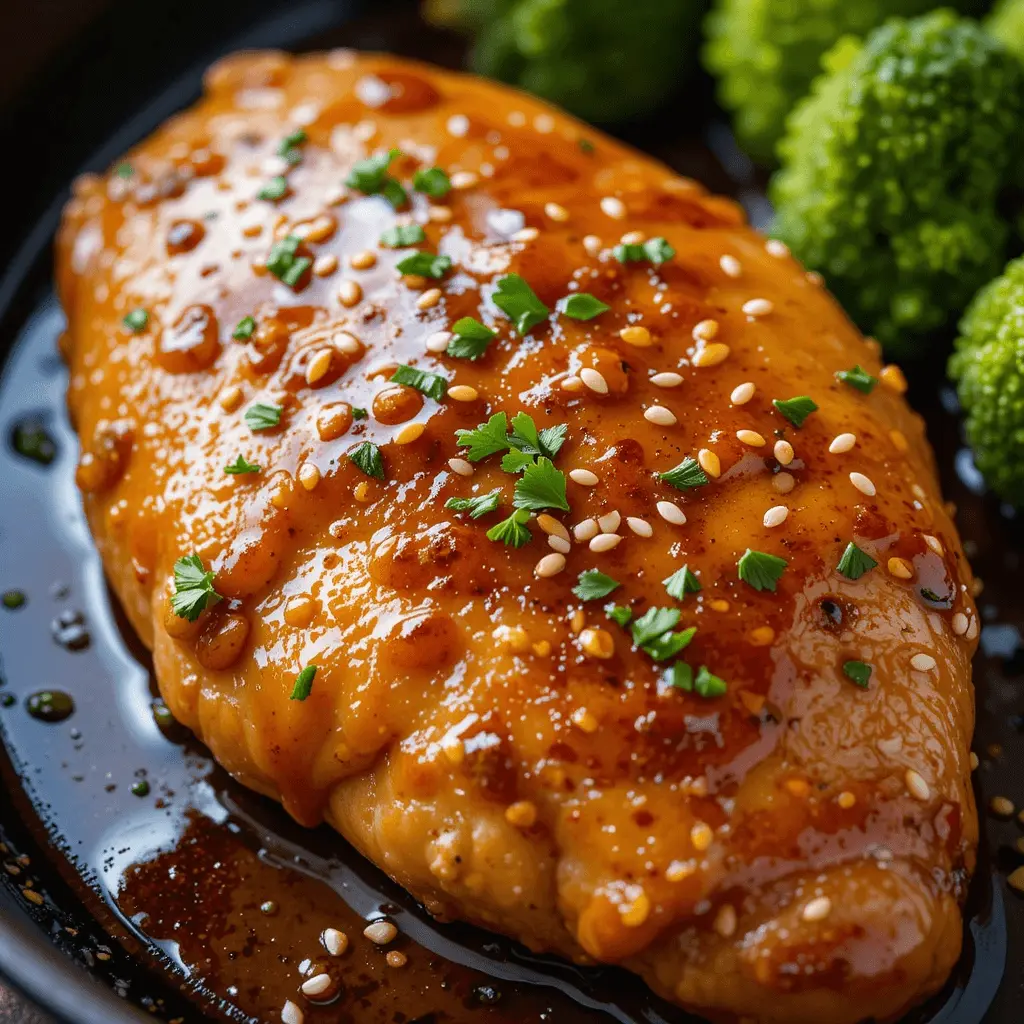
(58, 50), (979, 1024)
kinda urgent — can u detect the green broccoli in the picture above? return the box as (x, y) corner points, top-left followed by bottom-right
(704, 0), (950, 165)
(424, 0), (704, 124)
(948, 256), (1024, 506)
(770, 11), (1024, 354)
(989, 0), (1024, 61)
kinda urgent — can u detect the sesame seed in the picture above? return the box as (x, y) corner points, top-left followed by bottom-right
(829, 433), (857, 454)
(692, 343), (730, 368)
(890, 429), (909, 452)
(505, 800), (538, 828)
(537, 514), (570, 542)
(386, 951), (408, 968)
(714, 904), (737, 938)
(338, 279), (362, 307)
(402, 274), (427, 290)
(582, 234), (602, 256)
(573, 519), (599, 542)
(801, 896), (832, 922)
(569, 468), (599, 486)
(493, 624), (531, 652)
(448, 457), (473, 477)
(600, 196), (626, 219)
(849, 472), (876, 497)
(773, 472), (795, 494)
(513, 226), (539, 242)
(736, 429), (765, 447)
(305, 348), (334, 386)
(887, 557), (914, 580)
(560, 375), (584, 392)
(570, 609), (586, 633)
(742, 298), (773, 317)
(765, 239), (790, 258)
(580, 368), (609, 394)
(619, 890), (650, 928)
(298, 463), (321, 491)
(426, 330), (452, 353)
(442, 736), (465, 764)
(428, 205), (453, 223)
(590, 533), (622, 553)
(353, 481), (371, 502)
(364, 921), (398, 945)
(644, 405), (676, 426)
(620, 230), (646, 245)
(749, 627), (774, 647)
(416, 288), (442, 310)
(922, 534), (944, 556)
(910, 653), (936, 672)
(548, 535), (571, 554)
(952, 612), (969, 636)
(450, 171), (478, 190)
(334, 330), (361, 354)
(313, 253), (338, 277)
(880, 365), (907, 394)
(447, 384), (478, 402)
(651, 372), (683, 388)
(571, 707), (599, 733)
(905, 769), (930, 801)
(690, 821), (713, 851)
(219, 385), (244, 412)
(535, 553), (566, 578)
(966, 618), (979, 640)
(544, 201), (570, 222)
(597, 510), (621, 533)
(395, 423), (425, 445)
(322, 928), (349, 956)
(666, 859), (696, 882)
(720, 254), (742, 278)
(970, 751), (979, 770)
(697, 448), (721, 478)
(282, 999), (304, 1024)
(350, 250), (377, 270)
(763, 505), (788, 528)
(657, 501), (686, 525)
(692, 319), (719, 341)
(837, 791), (856, 809)
(301, 974), (333, 998)
(991, 795), (1015, 817)
(579, 627), (615, 659)
(1008, 867), (1024, 893)
(626, 517), (653, 537)
(620, 326), (653, 348)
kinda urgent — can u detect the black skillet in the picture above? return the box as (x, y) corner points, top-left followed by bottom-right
(0, 1), (1021, 1021)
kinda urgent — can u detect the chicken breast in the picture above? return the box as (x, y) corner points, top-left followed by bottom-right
(57, 50), (979, 1024)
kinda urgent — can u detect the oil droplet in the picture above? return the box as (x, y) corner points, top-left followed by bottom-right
(51, 608), (91, 651)
(25, 690), (75, 723)
(9, 415), (57, 466)
(2, 590), (26, 610)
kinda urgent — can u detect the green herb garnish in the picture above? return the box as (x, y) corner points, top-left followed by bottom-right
(501, 449), (536, 473)
(345, 148), (407, 207)
(290, 664), (317, 701)
(842, 660), (872, 689)
(445, 489), (501, 519)
(492, 274), (550, 335)
(836, 542), (877, 581)
(606, 605), (633, 627)
(349, 441), (384, 479)
(694, 665), (728, 698)
(396, 252), (451, 279)
(277, 129), (307, 164)
(836, 365), (877, 394)
(390, 364), (449, 401)
(413, 167), (451, 198)
(244, 402), (283, 432)
(456, 412), (514, 461)
(613, 237), (675, 265)
(628, 606), (696, 662)
(380, 224), (426, 248)
(123, 309), (149, 333)
(115, 162), (134, 178)
(577, 139), (595, 154)
(257, 175), (289, 201)
(666, 663), (693, 692)
(266, 235), (311, 287)
(224, 455), (261, 475)
(663, 565), (701, 601)
(508, 412), (566, 459)
(773, 396), (818, 429)
(737, 549), (788, 592)
(446, 317), (497, 360)
(457, 411), (566, 468)
(572, 570), (620, 602)
(486, 508), (532, 547)
(558, 293), (610, 321)
(660, 457), (708, 491)
(352, 407), (368, 420)
(513, 458), (569, 512)
(170, 554), (222, 622)
(232, 316), (256, 340)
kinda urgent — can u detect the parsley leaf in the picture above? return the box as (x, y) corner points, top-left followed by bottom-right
(836, 542), (877, 580)
(842, 660), (872, 689)
(508, 412), (566, 459)
(390, 364), (449, 401)
(447, 317), (497, 360)
(694, 665), (728, 698)
(350, 441), (384, 479)
(501, 449), (536, 474)
(346, 148), (406, 207)
(572, 570), (620, 602)
(486, 508), (532, 547)
(558, 293), (610, 321)
(232, 316), (256, 340)
(266, 235), (311, 287)
(380, 224), (426, 248)
(663, 565), (701, 601)
(115, 162), (134, 178)
(645, 626), (697, 662)
(257, 175), (289, 201)
(396, 251), (451, 279)
(352, 407), (368, 420)
(513, 458), (569, 512)
(290, 664), (317, 701)
(492, 274), (550, 334)
(413, 167), (451, 198)
(613, 237), (675, 265)
(630, 607), (680, 647)
(835, 365), (877, 394)
(773, 396), (818, 429)
(660, 457), (708, 491)
(666, 663), (693, 692)
(244, 402), (282, 431)
(457, 412), (511, 461)
(277, 129), (307, 163)
(123, 309), (149, 332)
(224, 455), (261, 475)
(737, 549), (788, 592)
(445, 489), (501, 519)
(171, 554), (222, 622)
(606, 605), (633, 627)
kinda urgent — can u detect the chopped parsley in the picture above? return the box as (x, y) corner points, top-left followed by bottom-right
(456, 412), (514, 461)
(413, 167), (451, 198)
(380, 223), (426, 248)
(123, 309), (149, 332)
(349, 441), (384, 479)
(842, 660), (872, 689)
(486, 508), (532, 547)
(513, 458), (569, 512)
(492, 274), (550, 334)
(660, 457), (708, 491)
(628, 606), (696, 662)
(836, 365), (877, 394)
(290, 664), (317, 701)
(773, 395), (818, 429)
(257, 175), (289, 201)
(613, 237), (675, 265)
(445, 489), (501, 519)
(572, 570), (620, 602)
(266, 235), (311, 287)
(921, 587), (952, 606)
(446, 317), (497, 360)
(501, 449), (536, 473)
(396, 252), (451, 279)
(663, 565), (701, 601)
(666, 663), (693, 692)
(836, 542), (877, 581)
(170, 554), (222, 622)
(244, 402), (283, 432)
(558, 293), (610, 321)
(115, 162), (134, 178)
(277, 129), (307, 164)
(737, 549), (788, 592)
(345, 148), (407, 207)
(232, 316), (256, 340)
(508, 412), (566, 459)
(694, 665), (728, 698)
(456, 411), (567, 470)
(390, 364), (449, 401)
(224, 455), (261, 475)
(578, 138), (595, 154)
(352, 407), (368, 420)
(606, 605), (633, 627)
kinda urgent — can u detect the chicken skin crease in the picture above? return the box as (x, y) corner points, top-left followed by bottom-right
(58, 50), (979, 1024)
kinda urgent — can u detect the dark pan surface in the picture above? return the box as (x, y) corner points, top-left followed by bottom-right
(0, 2), (1022, 1021)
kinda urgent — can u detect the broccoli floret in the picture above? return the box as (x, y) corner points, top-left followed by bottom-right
(704, 0), (952, 165)
(770, 11), (1024, 355)
(425, 0), (704, 124)
(989, 0), (1024, 61)
(948, 256), (1024, 506)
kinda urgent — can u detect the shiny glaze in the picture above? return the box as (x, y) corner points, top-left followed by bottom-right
(57, 51), (979, 1024)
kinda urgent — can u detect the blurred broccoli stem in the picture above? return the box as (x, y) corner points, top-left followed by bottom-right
(425, 0), (704, 124)
(770, 11), (1024, 355)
